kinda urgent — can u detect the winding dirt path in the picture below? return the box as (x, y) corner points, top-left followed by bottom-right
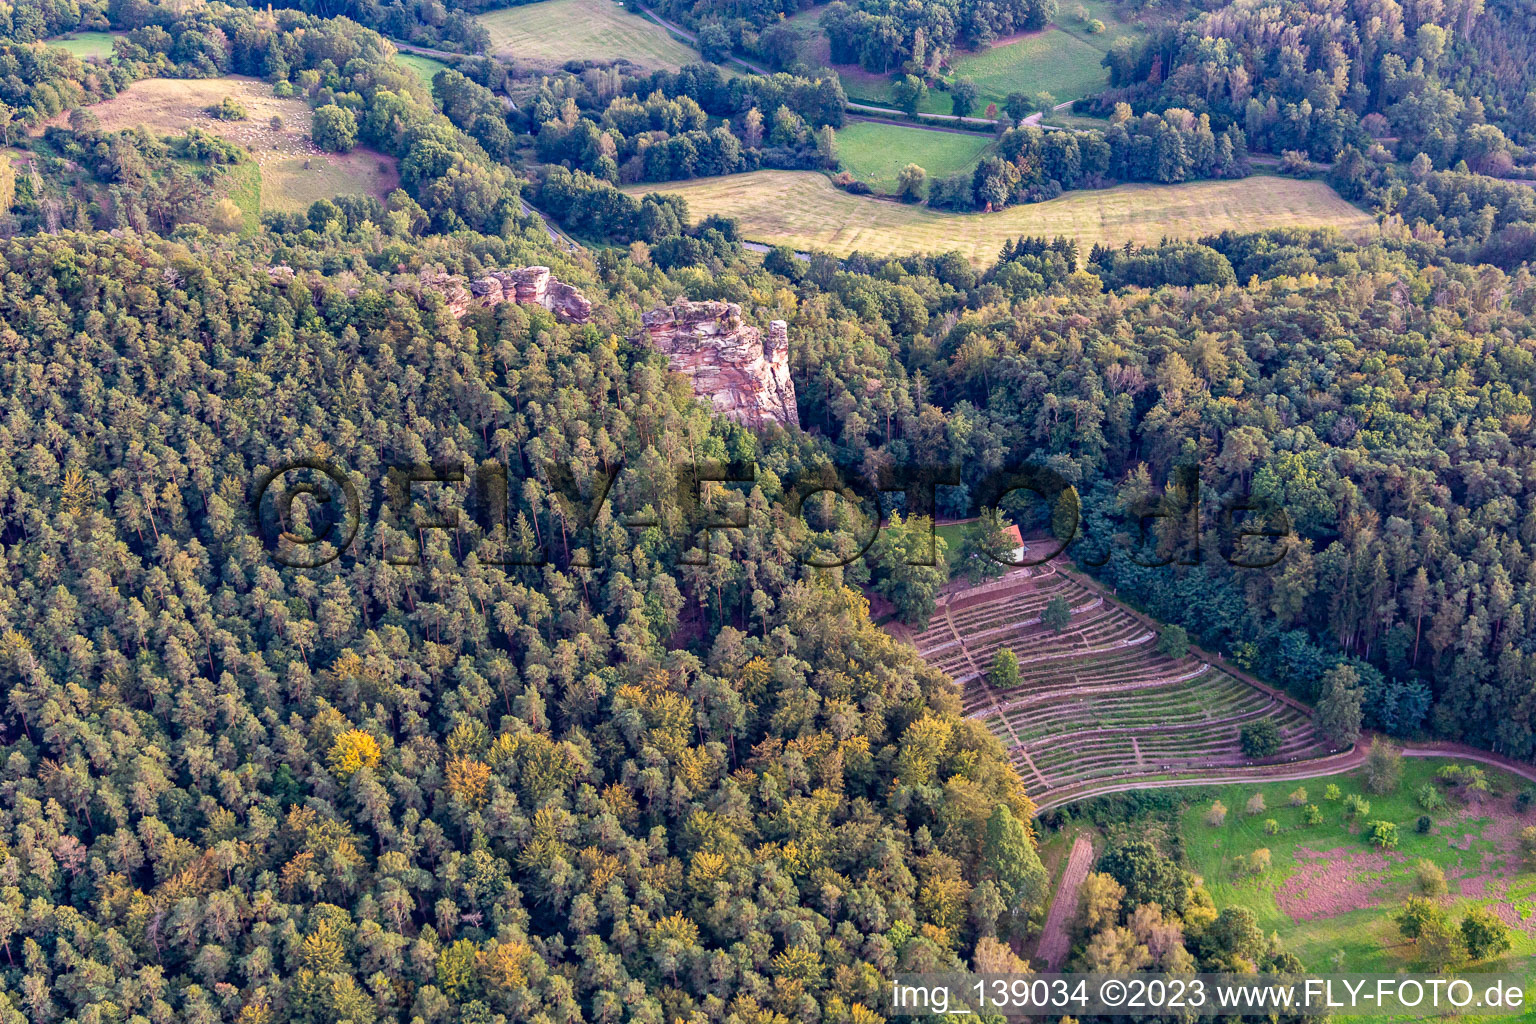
(1036, 836), (1094, 969)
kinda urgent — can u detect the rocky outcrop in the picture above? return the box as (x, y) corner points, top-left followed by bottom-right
(415, 266), (591, 323)
(639, 300), (798, 429)
(468, 266), (591, 323)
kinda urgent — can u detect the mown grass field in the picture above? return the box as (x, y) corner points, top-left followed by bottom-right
(835, 121), (992, 192)
(477, 0), (700, 71)
(1178, 758), (1536, 975)
(946, 29), (1108, 111)
(53, 76), (399, 214)
(396, 52), (452, 89)
(631, 170), (1376, 263)
(44, 31), (121, 59)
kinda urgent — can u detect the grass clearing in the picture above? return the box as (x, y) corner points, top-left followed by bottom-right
(52, 76), (398, 213)
(934, 521), (971, 554)
(1176, 758), (1536, 975)
(44, 31), (121, 60)
(946, 29), (1108, 111)
(835, 121), (992, 192)
(631, 170), (1376, 264)
(782, 0), (1157, 114)
(217, 159), (262, 233)
(477, 0), (701, 71)
(396, 52), (452, 89)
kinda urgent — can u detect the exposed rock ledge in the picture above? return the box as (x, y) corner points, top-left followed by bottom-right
(419, 266), (591, 323)
(639, 299), (798, 429)
(266, 264), (592, 323)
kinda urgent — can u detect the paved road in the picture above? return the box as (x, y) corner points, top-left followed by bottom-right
(847, 99), (999, 126)
(847, 113), (993, 136)
(521, 200), (581, 252)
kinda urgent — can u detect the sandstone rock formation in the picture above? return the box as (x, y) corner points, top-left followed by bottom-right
(468, 266), (591, 323)
(414, 266), (591, 323)
(639, 299), (798, 429)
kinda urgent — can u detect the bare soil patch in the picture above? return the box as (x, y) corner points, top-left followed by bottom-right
(1276, 846), (1403, 921)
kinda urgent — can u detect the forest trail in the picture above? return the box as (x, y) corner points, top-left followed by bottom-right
(1036, 835), (1094, 969)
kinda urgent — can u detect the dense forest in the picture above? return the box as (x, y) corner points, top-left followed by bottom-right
(1097, 0), (1536, 172)
(821, 0), (1058, 75)
(526, 64), (845, 185)
(928, 110), (1251, 210)
(0, 227), (1052, 1024)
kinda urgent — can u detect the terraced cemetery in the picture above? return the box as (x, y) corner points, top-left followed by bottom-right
(892, 557), (1339, 808)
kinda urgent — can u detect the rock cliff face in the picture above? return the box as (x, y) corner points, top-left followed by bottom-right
(640, 300), (798, 429)
(467, 266), (591, 323)
(416, 266), (591, 323)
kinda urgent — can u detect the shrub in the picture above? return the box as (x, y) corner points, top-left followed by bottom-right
(1363, 739), (1403, 794)
(269, 115), (284, 130)
(1520, 825), (1536, 865)
(1205, 799), (1227, 827)
(1396, 896), (1443, 940)
(273, 80), (295, 98)
(1278, 149), (1313, 175)
(1240, 720), (1281, 758)
(1414, 859), (1447, 896)
(1302, 804), (1323, 826)
(207, 198), (245, 233)
(1365, 820), (1399, 849)
(1245, 792), (1266, 815)
(1323, 783), (1342, 801)
(1416, 815), (1433, 834)
(1232, 848), (1271, 877)
(832, 171), (873, 195)
(1460, 905), (1512, 961)
(1288, 787), (1307, 807)
(1042, 595), (1072, 633)
(895, 163), (927, 203)
(1263, 818), (1281, 835)
(207, 96), (247, 120)
(1417, 783), (1447, 811)
(1086, 18), (1105, 32)
(1436, 764), (1490, 802)
(1343, 793), (1371, 819)
(1156, 624), (1189, 658)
